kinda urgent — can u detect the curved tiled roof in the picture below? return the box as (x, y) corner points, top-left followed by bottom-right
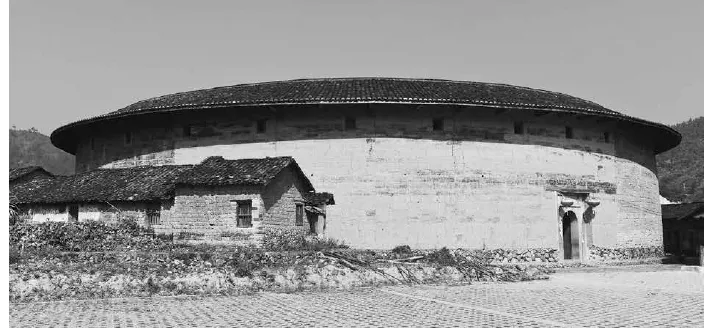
(9, 166), (53, 182)
(11, 156), (314, 204)
(50, 77), (681, 153)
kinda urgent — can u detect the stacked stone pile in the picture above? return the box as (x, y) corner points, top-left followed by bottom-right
(588, 246), (663, 261)
(485, 248), (558, 264)
(444, 248), (557, 264)
(335, 248), (560, 264)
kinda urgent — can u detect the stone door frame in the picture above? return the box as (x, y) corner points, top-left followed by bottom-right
(556, 192), (590, 262)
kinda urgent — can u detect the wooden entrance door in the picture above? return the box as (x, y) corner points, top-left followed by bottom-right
(562, 211), (579, 259)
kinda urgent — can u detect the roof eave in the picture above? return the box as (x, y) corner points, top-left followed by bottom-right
(50, 101), (682, 155)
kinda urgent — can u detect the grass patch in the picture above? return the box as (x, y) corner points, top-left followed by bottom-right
(261, 229), (348, 252)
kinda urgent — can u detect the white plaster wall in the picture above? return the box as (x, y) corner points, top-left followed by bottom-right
(31, 205), (69, 223)
(170, 137), (654, 249)
(77, 205), (102, 222)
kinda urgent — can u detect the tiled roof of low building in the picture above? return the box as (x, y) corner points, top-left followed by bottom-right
(11, 157), (313, 205)
(9, 166), (52, 182)
(662, 202), (704, 220)
(304, 192), (335, 205)
(50, 78), (680, 154)
(177, 156), (312, 189)
(12, 165), (193, 204)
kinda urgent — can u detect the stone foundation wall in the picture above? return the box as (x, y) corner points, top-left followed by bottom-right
(588, 245), (664, 261)
(462, 246), (663, 264)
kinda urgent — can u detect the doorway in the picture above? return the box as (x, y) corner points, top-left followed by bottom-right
(562, 211), (579, 260)
(307, 212), (319, 234)
(68, 205), (79, 222)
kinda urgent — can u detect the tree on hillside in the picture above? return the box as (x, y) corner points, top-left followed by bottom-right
(9, 128), (75, 175)
(656, 116), (704, 203)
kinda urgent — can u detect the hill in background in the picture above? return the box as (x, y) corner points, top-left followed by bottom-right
(9, 128), (75, 175)
(656, 116), (704, 203)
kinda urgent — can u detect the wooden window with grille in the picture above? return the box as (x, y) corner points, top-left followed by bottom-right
(146, 205), (161, 226)
(295, 203), (304, 226)
(237, 200), (253, 228)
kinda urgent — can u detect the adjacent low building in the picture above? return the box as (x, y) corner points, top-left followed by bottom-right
(662, 202), (704, 258)
(10, 157), (334, 241)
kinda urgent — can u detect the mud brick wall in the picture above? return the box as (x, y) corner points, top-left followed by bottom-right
(158, 169), (310, 237)
(260, 166), (309, 230)
(161, 185), (263, 237)
(72, 105), (663, 249)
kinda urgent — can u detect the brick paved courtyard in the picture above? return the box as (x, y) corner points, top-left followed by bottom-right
(9, 265), (704, 327)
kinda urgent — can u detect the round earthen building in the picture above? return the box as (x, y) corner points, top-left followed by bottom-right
(50, 78), (680, 259)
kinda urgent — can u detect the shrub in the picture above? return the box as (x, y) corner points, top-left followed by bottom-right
(176, 231), (205, 240)
(261, 229), (348, 251)
(9, 219), (171, 252)
(425, 247), (458, 266)
(173, 252), (199, 265)
(115, 218), (145, 237)
(155, 233), (174, 242)
(391, 245), (412, 255)
(9, 245), (21, 264)
(305, 237), (349, 251)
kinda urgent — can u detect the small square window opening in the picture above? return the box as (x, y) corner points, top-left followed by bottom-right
(514, 122), (524, 134)
(344, 117), (356, 130)
(565, 126), (573, 139)
(432, 118), (444, 131)
(256, 119), (267, 133)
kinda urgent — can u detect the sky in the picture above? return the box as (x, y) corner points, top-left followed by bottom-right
(9, 0), (704, 135)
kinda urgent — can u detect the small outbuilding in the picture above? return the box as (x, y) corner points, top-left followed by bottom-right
(10, 157), (333, 242)
(662, 202), (704, 259)
(303, 192), (335, 235)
